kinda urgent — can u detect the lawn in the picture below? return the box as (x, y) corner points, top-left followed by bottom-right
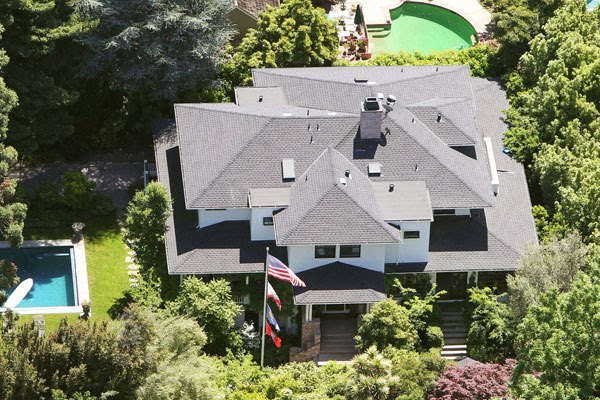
(21, 214), (131, 331)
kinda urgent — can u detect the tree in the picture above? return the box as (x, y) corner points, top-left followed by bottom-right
(78, 0), (234, 101)
(466, 287), (515, 362)
(355, 299), (418, 351)
(502, 1), (600, 247)
(346, 346), (399, 400)
(0, 22), (26, 248)
(429, 359), (517, 400)
(166, 277), (242, 355)
(0, 306), (157, 399)
(222, 0), (338, 86)
(513, 265), (600, 398)
(0, 0), (87, 158)
(124, 182), (172, 280)
(394, 280), (446, 350)
(0, 259), (19, 305)
(507, 232), (589, 320)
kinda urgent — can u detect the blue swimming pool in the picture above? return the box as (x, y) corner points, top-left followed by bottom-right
(3, 246), (76, 308)
(589, 0), (599, 9)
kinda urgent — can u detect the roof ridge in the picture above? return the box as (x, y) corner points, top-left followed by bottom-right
(253, 66), (469, 88)
(387, 114), (493, 207)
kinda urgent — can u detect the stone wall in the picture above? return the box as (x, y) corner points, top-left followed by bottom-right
(290, 318), (321, 363)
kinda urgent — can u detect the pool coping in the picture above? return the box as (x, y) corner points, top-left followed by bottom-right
(361, 0), (491, 34)
(0, 239), (89, 315)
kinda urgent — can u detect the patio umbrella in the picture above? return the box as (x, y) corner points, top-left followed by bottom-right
(354, 4), (364, 25)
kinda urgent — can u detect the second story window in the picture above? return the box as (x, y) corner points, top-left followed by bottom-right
(404, 231), (420, 239)
(340, 245), (361, 258)
(315, 245), (336, 258)
(263, 217), (274, 226)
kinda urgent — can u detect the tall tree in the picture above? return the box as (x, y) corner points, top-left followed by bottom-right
(78, 0), (234, 101)
(0, 0), (87, 159)
(507, 233), (590, 320)
(512, 265), (600, 398)
(503, 0), (600, 246)
(0, 22), (26, 248)
(222, 0), (338, 86)
(124, 181), (172, 281)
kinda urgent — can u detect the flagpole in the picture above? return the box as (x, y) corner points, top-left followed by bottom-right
(260, 246), (269, 368)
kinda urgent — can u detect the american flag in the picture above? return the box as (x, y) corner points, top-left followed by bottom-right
(267, 254), (306, 287)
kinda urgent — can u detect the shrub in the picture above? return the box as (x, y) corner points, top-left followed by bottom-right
(466, 287), (515, 362)
(355, 299), (418, 351)
(429, 359), (517, 400)
(425, 326), (444, 349)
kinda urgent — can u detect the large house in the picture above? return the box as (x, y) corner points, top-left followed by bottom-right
(154, 65), (537, 357)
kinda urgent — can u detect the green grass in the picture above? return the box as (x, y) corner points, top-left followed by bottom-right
(20, 214), (130, 331)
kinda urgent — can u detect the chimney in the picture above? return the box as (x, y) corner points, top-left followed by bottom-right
(360, 97), (383, 140)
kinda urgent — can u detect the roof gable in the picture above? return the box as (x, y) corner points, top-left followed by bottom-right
(274, 148), (401, 245)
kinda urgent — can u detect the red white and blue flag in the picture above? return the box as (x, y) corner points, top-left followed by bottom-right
(267, 254), (306, 287)
(267, 282), (282, 310)
(265, 322), (281, 348)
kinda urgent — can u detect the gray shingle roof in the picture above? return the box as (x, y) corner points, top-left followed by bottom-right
(406, 97), (479, 146)
(373, 181), (433, 221)
(154, 122), (287, 275)
(293, 262), (386, 305)
(274, 147), (402, 245)
(154, 68), (538, 275)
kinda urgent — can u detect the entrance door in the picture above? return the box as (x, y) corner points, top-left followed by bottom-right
(436, 272), (468, 300)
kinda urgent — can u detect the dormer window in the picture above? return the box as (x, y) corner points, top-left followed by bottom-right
(263, 217), (274, 226)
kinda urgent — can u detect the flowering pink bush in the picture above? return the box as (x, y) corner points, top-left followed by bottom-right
(428, 359), (517, 400)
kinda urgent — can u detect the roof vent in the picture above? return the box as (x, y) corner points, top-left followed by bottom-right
(258, 95), (263, 102)
(345, 169), (351, 177)
(377, 92), (384, 101)
(437, 113), (442, 123)
(354, 77), (368, 83)
(389, 184), (395, 192)
(282, 159), (295, 181)
(339, 177), (347, 185)
(368, 162), (382, 176)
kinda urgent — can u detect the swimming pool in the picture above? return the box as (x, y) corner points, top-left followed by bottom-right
(588, 0), (599, 9)
(3, 246), (77, 308)
(368, 3), (477, 54)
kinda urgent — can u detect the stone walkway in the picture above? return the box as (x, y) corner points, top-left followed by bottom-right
(123, 234), (141, 288)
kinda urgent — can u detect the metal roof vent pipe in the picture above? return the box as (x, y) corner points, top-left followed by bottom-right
(360, 97), (384, 140)
(437, 113), (442, 123)
(389, 183), (395, 192)
(258, 95), (263, 102)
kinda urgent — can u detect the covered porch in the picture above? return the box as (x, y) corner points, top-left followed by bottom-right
(290, 262), (386, 363)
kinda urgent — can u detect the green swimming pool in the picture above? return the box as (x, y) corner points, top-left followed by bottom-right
(368, 3), (477, 54)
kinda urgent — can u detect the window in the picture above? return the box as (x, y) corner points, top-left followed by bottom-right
(340, 245), (361, 258)
(262, 217), (273, 226)
(404, 231), (420, 239)
(315, 245), (336, 258)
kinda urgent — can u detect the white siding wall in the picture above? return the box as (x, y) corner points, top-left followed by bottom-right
(198, 208), (251, 228)
(288, 244), (386, 273)
(250, 208), (277, 241)
(384, 221), (430, 263)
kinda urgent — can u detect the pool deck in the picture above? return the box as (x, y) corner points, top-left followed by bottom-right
(0, 239), (89, 315)
(357, 0), (491, 33)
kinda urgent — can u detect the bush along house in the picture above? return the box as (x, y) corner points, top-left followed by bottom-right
(154, 65), (537, 362)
